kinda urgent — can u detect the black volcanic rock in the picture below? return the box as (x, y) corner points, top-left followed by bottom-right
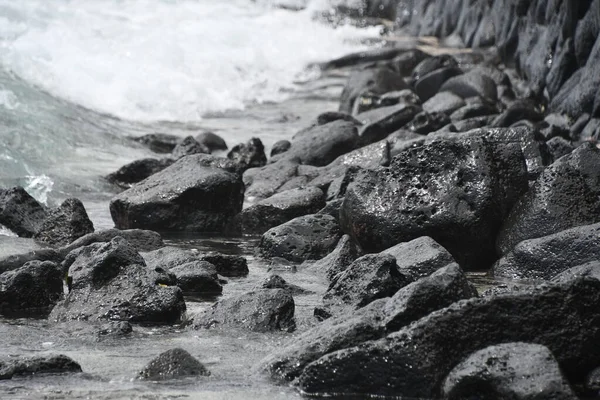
(0, 187), (47, 238)
(106, 158), (175, 189)
(138, 348), (210, 381)
(132, 133), (180, 154)
(34, 198), (94, 248)
(227, 137), (267, 171)
(171, 136), (210, 159)
(195, 131), (227, 152)
(0, 354), (82, 380)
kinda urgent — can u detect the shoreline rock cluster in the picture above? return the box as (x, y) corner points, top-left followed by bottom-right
(0, 0), (600, 397)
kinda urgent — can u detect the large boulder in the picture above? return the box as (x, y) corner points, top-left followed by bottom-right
(235, 187), (325, 234)
(382, 236), (456, 280)
(298, 275), (600, 398)
(0, 260), (63, 317)
(0, 354), (82, 380)
(257, 214), (342, 262)
(34, 198), (94, 247)
(442, 343), (577, 400)
(194, 289), (295, 332)
(49, 237), (185, 324)
(138, 348), (210, 381)
(105, 158), (175, 189)
(493, 223), (600, 281)
(497, 143), (600, 255)
(0, 187), (47, 238)
(341, 135), (528, 270)
(110, 154), (244, 232)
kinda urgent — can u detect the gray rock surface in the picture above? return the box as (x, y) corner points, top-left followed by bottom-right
(0, 187), (47, 237)
(138, 348), (210, 381)
(34, 198), (94, 247)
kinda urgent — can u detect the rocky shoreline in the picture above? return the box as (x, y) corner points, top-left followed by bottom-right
(1, 0), (600, 398)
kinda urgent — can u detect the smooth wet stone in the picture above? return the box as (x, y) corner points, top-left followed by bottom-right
(171, 136), (209, 159)
(227, 137), (267, 171)
(195, 289), (295, 332)
(0, 355), (82, 380)
(170, 261), (222, 295)
(257, 214), (342, 263)
(317, 253), (410, 319)
(236, 187), (325, 234)
(411, 54), (458, 81)
(132, 133), (180, 154)
(50, 237), (185, 324)
(198, 252), (248, 278)
(138, 348), (210, 381)
(439, 69), (498, 103)
(422, 91), (465, 115)
(0, 187), (47, 238)
(491, 100), (544, 128)
(382, 236), (456, 281)
(105, 158), (175, 189)
(450, 102), (498, 122)
(34, 198), (94, 248)
(307, 234), (361, 281)
(59, 228), (163, 257)
(270, 140), (291, 157)
(110, 154), (244, 232)
(194, 131), (227, 152)
(341, 136), (528, 270)
(497, 143), (600, 255)
(357, 104), (421, 145)
(414, 67), (463, 102)
(493, 223), (600, 281)
(0, 260), (63, 317)
(339, 67), (409, 114)
(298, 275), (600, 398)
(443, 343), (577, 400)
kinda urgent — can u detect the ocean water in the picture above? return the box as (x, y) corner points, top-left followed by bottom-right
(0, 0), (381, 228)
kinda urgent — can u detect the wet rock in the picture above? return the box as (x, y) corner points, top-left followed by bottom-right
(307, 234), (361, 281)
(34, 198), (94, 248)
(98, 321), (133, 337)
(227, 137), (267, 171)
(50, 237), (185, 324)
(493, 223), (600, 281)
(138, 348), (210, 381)
(497, 143), (600, 255)
(339, 67), (408, 114)
(383, 263), (477, 332)
(439, 70), (498, 103)
(132, 133), (180, 154)
(491, 100), (544, 128)
(0, 260), (63, 317)
(264, 299), (387, 383)
(442, 343), (577, 400)
(195, 289), (295, 332)
(316, 111), (362, 126)
(243, 159), (299, 200)
(341, 136), (528, 270)
(236, 187), (325, 234)
(59, 228), (163, 256)
(451, 116), (497, 132)
(357, 104), (421, 145)
(317, 253), (410, 319)
(406, 111), (451, 135)
(546, 137), (574, 161)
(414, 67), (463, 102)
(551, 261), (600, 283)
(171, 136), (209, 159)
(170, 261), (222, 295)
(105, 158), (175, 189)
(581, 118), (600, 142)
(422, 91), (465, 115)
(194, 131), (227, 152)
(0, 355), (82, 380)
(450, 102), (498, 122)
(382, 236), (456, 281)
(257, 214), (342, 262)
(0, 187), (47, 238)
(0, 247), (62, 274)
(298, 275), (600, 398)
(586, 366), (600, 393)
(198, 252), (248, 278)
(110, 154), (244, 232)
(258, 274), (310, 295)
(270, 140), (291, 157)
(411, 55), (458, 81)
(574, 0), (600, 67)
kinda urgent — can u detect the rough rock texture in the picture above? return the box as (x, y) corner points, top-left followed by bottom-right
(138, 348), (210, 381)
(195, 289), (295, 332)
(341, 136), (528, 270)
(243, 159), (300, 200)
(236, 187), (325, 234)
(442, 343), (577, 400)
(0, 355), (82, 380)
(195, 131), (227, 152)
(258, 275), (309, 295)
(497, 143), (600, 255)
(105, 158), (175, 189)
(0, 187), (47, 238)
(34, 198), (94, 247)
(227, 137), (267, 171)
(357, 104), (421, 145)
(170, 261), (222, 295)
(257, 214), (342, 262)
(171, 136), (210, 159)
(382, 236), (456, 281)
(298, 275), (600, 398)
(49, 237), (185, 324)
(318, 253), (410, 319)
(307, 234), (361, 281)
(0, 260), (63, 317)
(110, 154), (244, 232)
(198, 252), (248, 278)
(59, 229), (164, 256)
(493, 223), (600, 281)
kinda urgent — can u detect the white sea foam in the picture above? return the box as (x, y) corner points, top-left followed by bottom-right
(0, 0), (381, 122)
